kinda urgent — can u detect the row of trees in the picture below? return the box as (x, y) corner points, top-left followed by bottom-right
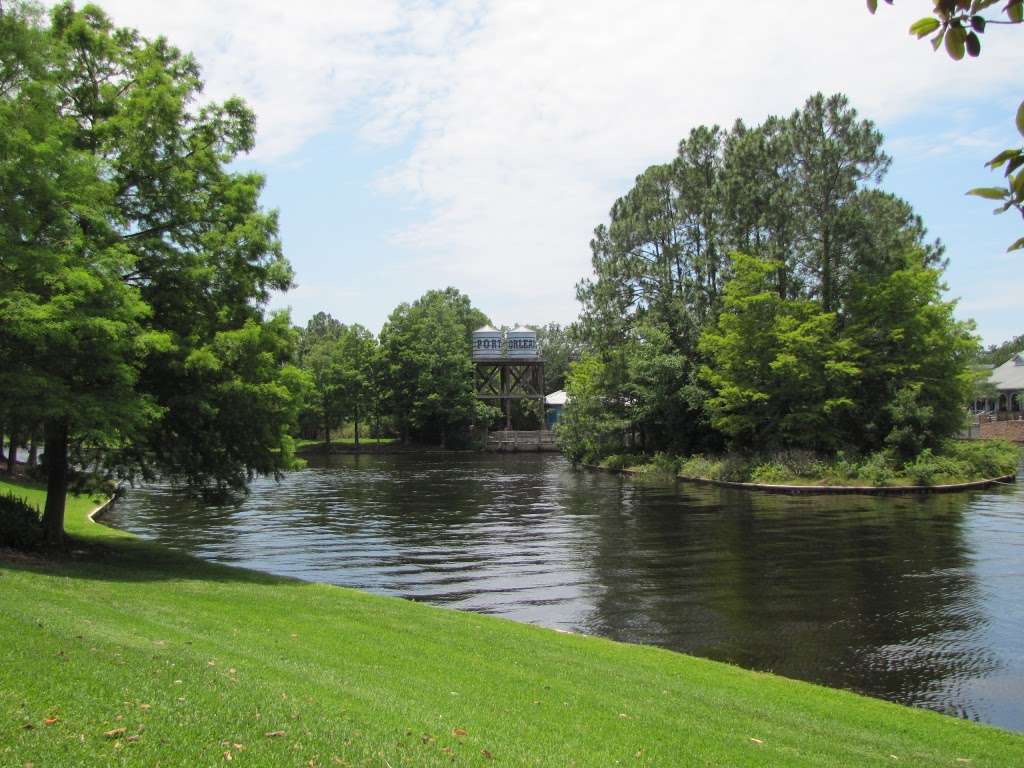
(292, 290), (579, 448)
(1, 3), (304, 540)
(559, 93), (977, 463)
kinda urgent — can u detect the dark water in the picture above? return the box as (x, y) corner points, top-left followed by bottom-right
(103, 453), (1024, 731)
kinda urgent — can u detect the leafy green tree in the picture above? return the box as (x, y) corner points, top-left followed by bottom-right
(295, 311), (343, 367)
(621, 323), (712, 455)
(293, 312), (346, 449)
(0, 3), (159, 536)
(299, 336), (344, 453)
(698, 254), (859, 452)
(334, 323), (377, 448)
(1, 3), (298, 537)
(842, 250), (978, 458)
(167, 314), (307, 495)
(869, 0), (1024, 251)
(556, 354), (630, 463)
(379, 289), (492, 447)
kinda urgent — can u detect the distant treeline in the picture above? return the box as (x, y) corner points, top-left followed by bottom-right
(979, 334), (1024, 367)
(292, 289), (581, 448)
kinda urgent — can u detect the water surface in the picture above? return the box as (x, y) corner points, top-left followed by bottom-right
(103, 453), (1024, 731)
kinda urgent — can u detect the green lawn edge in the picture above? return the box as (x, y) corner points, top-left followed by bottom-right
(1, 477), (1022, 767)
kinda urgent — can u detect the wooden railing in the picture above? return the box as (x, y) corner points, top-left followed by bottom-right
(484, 430), (558, 452)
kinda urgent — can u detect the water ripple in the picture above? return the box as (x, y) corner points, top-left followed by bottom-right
(103, 453), (1024, 732)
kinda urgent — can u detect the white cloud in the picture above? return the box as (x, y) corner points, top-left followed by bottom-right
(85, 1), (1020, 326)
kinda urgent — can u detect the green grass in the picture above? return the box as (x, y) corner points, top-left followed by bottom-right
(613, 442), (1022, 489)
(2, 478), (1023, 766)
(293, 437), (397, 449)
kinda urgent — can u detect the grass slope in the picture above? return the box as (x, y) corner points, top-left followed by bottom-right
(2, 478), (1022, 767)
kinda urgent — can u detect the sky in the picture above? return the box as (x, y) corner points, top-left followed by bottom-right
(88, 0), (1021, 345)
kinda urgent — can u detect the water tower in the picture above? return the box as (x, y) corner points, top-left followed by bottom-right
(473, 324), (546, 431)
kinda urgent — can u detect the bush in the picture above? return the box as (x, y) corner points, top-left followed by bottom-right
(645, 452), (680, 479)
(858, 451), (895, 487)
(600, 453), (641, 471)
(0, 493), (43, 551)
(715, 456), (753, 482)
(822, 450), (860, 484)
(941, 439), (1021, 479)
(902, 449), (940, 486)
(750, 461), (792, 484)
(679, 455), (717, 479)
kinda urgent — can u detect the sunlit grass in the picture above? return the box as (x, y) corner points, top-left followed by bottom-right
(2, 477), (1022, 766)
(293, 436), (397, 449)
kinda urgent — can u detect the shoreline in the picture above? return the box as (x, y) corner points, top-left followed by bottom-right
(585, 463), (1020, 495)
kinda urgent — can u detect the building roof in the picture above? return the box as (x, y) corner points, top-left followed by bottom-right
(509, 325), (534, 334)
(474, 325), (499, 334)
(545, 390), (568, 406)
(990, 352), (1024, 391)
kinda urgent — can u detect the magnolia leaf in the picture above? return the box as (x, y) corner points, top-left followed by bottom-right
(1007, 237), (1024, 252)
(867, 0), (878, 12)
(987, 148), (1019, 169)
(970, 14), (986, 32)
(966, 186), (1008, 200)
(1012, 170), (1024, 196)
(945, 25), (966, 59)
(966, 31), (981, 56)
(909, 17), (941, 37)
(1010, 0), (1023, 23)
(1016, 101), (1024, 138)
(931, 29), (946, 50)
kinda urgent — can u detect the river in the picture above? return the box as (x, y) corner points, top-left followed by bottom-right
(102, 452), (1024, 731)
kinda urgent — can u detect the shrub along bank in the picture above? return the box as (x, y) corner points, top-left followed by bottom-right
(600, 439), (1021, 488)
(2, 479), (1024, 766)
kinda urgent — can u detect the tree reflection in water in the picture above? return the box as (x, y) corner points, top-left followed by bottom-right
(105, 453), (1023, 730)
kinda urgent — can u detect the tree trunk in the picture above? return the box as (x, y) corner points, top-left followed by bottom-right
(28, 434), (38, 467)
(323, 412), (331, 455)
(821, 226), (833, 313)
(353, 404), (360, 452)
(6, 433), (17, 475)
(41, 419), (69, 546)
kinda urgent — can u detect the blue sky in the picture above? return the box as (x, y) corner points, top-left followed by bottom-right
(94, 1), (1022, 346)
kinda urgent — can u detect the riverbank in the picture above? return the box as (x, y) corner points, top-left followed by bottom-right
(2, 478), (1023, 766)
(590, 463), (1018, 495)
(293, 437), (402, 455)
(594, 439), (1022, 493)
(293, 438), (486, 456)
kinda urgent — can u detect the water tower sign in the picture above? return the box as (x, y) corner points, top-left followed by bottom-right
(472, 324), (545, 430)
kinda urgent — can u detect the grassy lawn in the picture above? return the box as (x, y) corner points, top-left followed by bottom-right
(2, 478), (1023, 766)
